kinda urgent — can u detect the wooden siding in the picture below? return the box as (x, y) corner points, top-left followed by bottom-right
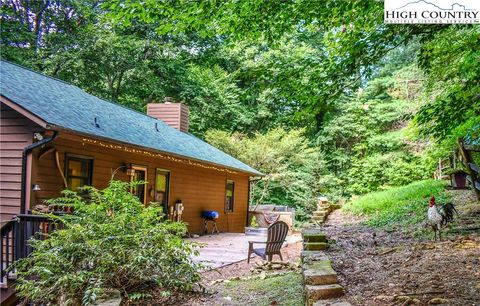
(147, 103), (189, 133)
(0, 104), (43, 222)
(32, 134), (250, 233)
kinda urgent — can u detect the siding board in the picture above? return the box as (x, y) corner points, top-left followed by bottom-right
(32, 135), (250, 233)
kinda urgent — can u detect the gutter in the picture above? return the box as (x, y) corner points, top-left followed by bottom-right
(20, 132), (58, 214)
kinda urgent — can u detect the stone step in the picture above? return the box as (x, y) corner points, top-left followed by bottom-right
(303, 233), (327, 243)
(311, 216), (325, 222)
(313, 301), (352, 306)
(303, 265), (338, 285)
(305, 284), (344, 305)
(304, 242), (328, 251)
(301, 250), (329, 263)
(329, 203), (342, 210)
(312, 211), (326, 217)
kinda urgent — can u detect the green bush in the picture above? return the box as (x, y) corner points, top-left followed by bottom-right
(343, 179), (448, 230)
(14, 180), (201, 305)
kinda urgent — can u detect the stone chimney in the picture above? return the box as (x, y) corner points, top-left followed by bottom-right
(147, 97), (189, 133)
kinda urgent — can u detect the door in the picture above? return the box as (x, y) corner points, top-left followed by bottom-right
(130, 165), (147, 204)
(155, 169), (170, 214)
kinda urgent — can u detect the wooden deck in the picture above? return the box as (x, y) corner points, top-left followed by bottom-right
(189, 232), (302, 269)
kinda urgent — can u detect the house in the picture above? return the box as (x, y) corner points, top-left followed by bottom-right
(0, 60), (261, 234)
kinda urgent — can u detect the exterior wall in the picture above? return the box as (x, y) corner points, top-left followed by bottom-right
(0, 104), (43, 222)
(31, 134), (250, 233)
(147, 102), (189, 132)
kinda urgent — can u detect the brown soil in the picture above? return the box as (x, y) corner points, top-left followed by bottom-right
(126, 190), (480, 305)
(325, 190), (480, 306)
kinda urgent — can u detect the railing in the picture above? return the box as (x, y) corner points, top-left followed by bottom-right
(1, 214), (63, 283)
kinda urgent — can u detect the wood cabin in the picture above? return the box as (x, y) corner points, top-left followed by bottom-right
(0, 60), (262, 234)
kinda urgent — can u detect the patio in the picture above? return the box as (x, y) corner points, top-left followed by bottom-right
(189, 232), (302, 269)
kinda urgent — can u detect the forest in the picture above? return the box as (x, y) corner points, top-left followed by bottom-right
(1, 1), (479, 220)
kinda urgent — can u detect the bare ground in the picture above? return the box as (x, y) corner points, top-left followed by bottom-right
(325, 190), (480, 306)
(126, 190), (480, 305)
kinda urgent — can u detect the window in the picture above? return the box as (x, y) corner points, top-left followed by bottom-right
(155, 169), (170, 212)
(66, 155), (93, 190)
(130, 165), (147, 204)
(225, 180), (235, 213)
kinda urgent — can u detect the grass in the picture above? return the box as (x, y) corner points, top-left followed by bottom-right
(219, 271), (303, 306)
(343, 179), (449, 231)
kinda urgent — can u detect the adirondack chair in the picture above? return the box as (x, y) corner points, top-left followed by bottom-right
(247, 221), (289, 263)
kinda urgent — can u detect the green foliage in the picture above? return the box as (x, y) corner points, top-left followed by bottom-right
(343, 180), (448, 230)
(14, 181), (201, 305)
(205, 128), (332, 220)
(415, 26), (480, 141)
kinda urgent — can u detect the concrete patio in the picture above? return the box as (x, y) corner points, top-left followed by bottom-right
(189, 232), (302, 269)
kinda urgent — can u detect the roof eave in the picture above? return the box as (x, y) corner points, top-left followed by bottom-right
(47, 125), (263, 176)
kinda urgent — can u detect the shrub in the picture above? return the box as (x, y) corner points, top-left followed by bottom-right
(14, 180), (201, 305)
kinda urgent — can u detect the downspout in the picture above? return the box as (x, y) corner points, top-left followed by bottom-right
(20, 131), (58, 214)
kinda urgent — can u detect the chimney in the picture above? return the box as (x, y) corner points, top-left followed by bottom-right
(147, 97), (189, 133)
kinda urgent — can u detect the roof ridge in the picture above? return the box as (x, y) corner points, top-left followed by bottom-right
(0, 59), (171, 128)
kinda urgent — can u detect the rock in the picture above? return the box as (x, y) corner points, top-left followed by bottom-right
(313, 301), (352, 306)
(303, 268), (338, 285)
(301, 251), (329, 263)
(427, 298), (449, 304)
(303, 232), (327, 243)
(304, 242), (328, 251)
(305, 284), (344, 306)
(374, 295), (392, 302)
(93, 290), (122, 306)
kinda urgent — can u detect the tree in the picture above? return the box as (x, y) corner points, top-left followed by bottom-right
(205, 128), (335, 220)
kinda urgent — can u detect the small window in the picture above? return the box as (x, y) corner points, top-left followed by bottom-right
(66, 155), (93, 190)
(225, 180), (235, 213)
(155, 169), (170, 212)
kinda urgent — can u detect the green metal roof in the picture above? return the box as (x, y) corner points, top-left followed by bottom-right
(0, 60), (261, 175)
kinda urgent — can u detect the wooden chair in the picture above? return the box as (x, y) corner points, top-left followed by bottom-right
(247, 221), (289, 263)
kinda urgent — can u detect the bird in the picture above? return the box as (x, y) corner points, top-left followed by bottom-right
(426, 196), (458, 241)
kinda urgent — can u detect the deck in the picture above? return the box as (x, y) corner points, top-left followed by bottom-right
(189, 232), (302, 269)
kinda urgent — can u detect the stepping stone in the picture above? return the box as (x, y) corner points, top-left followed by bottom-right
(303, 232), (327, 243)
(313, 301), (352, 306)
(303, 266), (338, 285)
(304, 242), (328, 251)
(311, 216), (325, 222)
(301, 251), (329, 263)
(305, 284), (344, 306)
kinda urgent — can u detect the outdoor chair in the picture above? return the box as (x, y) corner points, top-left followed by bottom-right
(247, 221), (289, 263)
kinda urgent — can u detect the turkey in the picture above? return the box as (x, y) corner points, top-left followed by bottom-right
(427, 196), (458, 241)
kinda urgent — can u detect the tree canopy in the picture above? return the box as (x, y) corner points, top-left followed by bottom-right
(1, 0), (478, 206)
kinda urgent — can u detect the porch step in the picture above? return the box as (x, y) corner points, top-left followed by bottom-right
(305, 284), (344, 306)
